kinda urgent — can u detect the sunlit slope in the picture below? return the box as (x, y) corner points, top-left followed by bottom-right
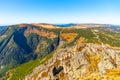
(60, 28), (120, 47)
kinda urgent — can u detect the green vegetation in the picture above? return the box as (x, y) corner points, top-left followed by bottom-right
(97, 30), (120, 47)
(1, 24), (120, 79)
(48, 28), (62, 34)
(61, 28), (120, 47)
(61, 28), (96, 47)
(9, 52), (53, 80)
(0, 61), (17, 76)
(0, 25), (59, 78)
(27, 33), (41, 50)
(0, 27), (18, 76)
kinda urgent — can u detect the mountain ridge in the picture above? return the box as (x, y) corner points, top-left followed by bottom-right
(0, 23), (120, 80)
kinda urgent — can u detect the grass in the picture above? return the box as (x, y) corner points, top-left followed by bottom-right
(61, 28), (96, 47)
(0, 61), (17, 76)
(60, 33), (78, 43)
(97, 30), (120, 47)
(9, 52), (53, 80)
(61, 28), (120, 47)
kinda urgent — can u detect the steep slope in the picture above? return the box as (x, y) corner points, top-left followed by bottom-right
(0, 24), (60, 76)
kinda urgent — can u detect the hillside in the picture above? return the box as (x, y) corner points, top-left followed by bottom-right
(0, 24), (60, 77)
(0, 23), (120, 80)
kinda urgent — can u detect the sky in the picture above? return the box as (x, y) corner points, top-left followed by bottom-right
(0, 0), (120, 25)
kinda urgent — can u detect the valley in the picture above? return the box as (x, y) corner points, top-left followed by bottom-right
(0, 23), (120, 80)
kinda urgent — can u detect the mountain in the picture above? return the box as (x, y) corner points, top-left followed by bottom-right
(0, 24), (60, 77)
(56, 23), (77, 27)
(1, 23), (120, 80)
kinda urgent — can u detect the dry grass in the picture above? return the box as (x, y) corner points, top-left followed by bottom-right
(106, 67), (120, 76)
(76, 37), (85, 44)
(86, 54), (100, 73)
(35, 44), (40, 53)
(33, 23), (59, 29)
(60, 33), (78, 43)
(25, 28), (57, 38)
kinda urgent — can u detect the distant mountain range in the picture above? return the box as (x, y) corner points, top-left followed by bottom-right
(55, 23), (77, 27)
(0, 26), (7, 31)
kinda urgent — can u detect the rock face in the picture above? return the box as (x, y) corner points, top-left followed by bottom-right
(25, 43), (120, 80)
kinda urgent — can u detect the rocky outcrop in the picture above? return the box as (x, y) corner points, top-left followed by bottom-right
(25, 43), (120, 80)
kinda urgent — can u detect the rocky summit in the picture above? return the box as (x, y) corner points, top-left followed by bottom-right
(25, 43), (120, 80)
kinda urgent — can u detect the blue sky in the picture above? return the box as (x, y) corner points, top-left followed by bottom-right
(0, 0), (120, 25)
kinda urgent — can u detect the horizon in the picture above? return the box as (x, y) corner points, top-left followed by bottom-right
(0, 23), (120, 27)
(0, 0), (120, 25)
